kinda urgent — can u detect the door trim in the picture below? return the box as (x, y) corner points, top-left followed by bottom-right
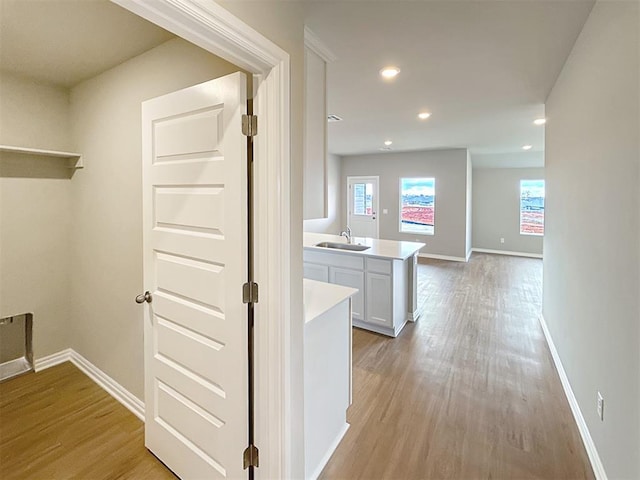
(346, 175), (380, 239)
(111, 1), (291, 478)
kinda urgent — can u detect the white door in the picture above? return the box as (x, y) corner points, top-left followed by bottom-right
(141, 72), (248, 479)
(347, 176), (379, 238)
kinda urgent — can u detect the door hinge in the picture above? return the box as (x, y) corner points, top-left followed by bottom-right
(243, 282), (259, 304)
(242, 114), (258, 137)
(243, 444), (259, 469)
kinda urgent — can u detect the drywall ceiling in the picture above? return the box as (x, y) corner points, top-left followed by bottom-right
(0, 0), (175, 88)
(305, 1), (595, 165)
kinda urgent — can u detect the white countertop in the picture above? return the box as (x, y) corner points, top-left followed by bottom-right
(304, 279), (358, 324)
(304, 232), (425, 261)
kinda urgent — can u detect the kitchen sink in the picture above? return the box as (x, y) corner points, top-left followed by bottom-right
(315, 242), (370, 251)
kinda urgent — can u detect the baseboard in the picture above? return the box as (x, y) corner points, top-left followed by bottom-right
(418, 253), (467, 263)
(471, 248), (543, 259)
(538, 314), (607, 480)
(34, 348), (145, 422)
(34, 348), (73, 371)
(407, 309), (422, 323)
(308, 423), (350, 480)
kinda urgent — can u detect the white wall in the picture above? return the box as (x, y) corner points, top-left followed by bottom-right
(68, 38), (242, 400)
(0, 72), (72, 358)
(0, 72), (71, 151)
(544, 1), (639, 478)
(303, 153), (342, 234)
(472, 167), (545, 255)
(341, 148), (471, 260)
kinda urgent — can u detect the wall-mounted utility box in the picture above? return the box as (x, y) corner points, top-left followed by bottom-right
(0, 313), (33, 382)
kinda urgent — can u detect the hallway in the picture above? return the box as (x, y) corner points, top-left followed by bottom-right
(320, 253), (594, 479)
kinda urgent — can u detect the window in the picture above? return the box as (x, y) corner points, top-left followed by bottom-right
(520, 179), (545, 235)
(400, 177), (435, 235)
(353, 182), (373, 215)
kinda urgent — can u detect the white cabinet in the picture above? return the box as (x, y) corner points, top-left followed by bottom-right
(304, 263), (329, 283)
(303, 27), (335, 220)
(366, 272), (392, 327)
(329, 267), (364, 319)
(303, 249), (410, 337)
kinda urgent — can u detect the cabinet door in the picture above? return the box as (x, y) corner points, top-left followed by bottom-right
(303, 46), (327, 220)
(304, 263), (329, 282)
(329, 267), (364, 320)
(366, 273), (392, 327)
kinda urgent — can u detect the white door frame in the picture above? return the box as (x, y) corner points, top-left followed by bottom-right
(347, 175), (380, 238)
(112, 1), (291, 478)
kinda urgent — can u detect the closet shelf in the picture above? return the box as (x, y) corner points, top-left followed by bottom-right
(0, 145), (83, 169)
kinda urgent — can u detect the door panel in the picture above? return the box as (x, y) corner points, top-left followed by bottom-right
(366, 272), (392, 326)
(329, 267), (364, 320)
(347, 176), (379, 238)
(155, 186), (225, 231)
(142, 72), (247, 479)
(154, 107), (222, 158)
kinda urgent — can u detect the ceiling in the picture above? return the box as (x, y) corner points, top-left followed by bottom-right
(0, 0), (174, 88)
(305, 1), (595, 165)
(1, 0), (594, 167)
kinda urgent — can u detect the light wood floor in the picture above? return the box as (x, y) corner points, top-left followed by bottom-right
(0, 362), (176, 480)
(320, 253), (595, 480)
(0, 254), (594, 479)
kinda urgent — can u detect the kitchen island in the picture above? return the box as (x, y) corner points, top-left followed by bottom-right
(303, 232), (425, 337)
(304, 279), (357, 480)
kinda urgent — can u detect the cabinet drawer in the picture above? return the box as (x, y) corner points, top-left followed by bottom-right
(304, 249), (364, 270)
(366, 257), (391, 275)
(304, 263), (329, 282)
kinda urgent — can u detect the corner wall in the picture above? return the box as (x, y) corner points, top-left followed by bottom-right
(472, 167), (544, 255)
(0, 72), (72, 358)
(543, 1), (639, 477)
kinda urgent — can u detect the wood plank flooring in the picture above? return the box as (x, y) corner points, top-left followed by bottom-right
(320, 253), (595, 480)
(0, 362), (176, 480)
(0, 253), (594, 479)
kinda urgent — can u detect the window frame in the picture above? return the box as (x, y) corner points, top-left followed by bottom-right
(399, 177), (436, 236)
(519, 179), (545, 236)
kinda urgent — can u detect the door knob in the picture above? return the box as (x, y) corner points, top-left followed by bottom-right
(135, 291), (152, 304)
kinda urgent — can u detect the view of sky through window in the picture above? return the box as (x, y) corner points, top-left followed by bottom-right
(400, 177), (435, 235)
(520, 179), (545, 235)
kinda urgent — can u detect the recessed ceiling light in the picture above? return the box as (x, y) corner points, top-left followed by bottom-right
(533, 118), (547, 125)
(522, 145), (533, 150)
(380, 67), (400, 79)
(418, 112), (431, 120)
(384, 140), (393, 146)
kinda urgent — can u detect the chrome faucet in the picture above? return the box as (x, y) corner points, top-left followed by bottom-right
(340, 226), (352, 243)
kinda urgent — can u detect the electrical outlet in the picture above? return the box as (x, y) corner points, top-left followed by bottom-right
(383, 209), (388, 214)
(500, 237), (505, 244)
(597, 392), (604, 421)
